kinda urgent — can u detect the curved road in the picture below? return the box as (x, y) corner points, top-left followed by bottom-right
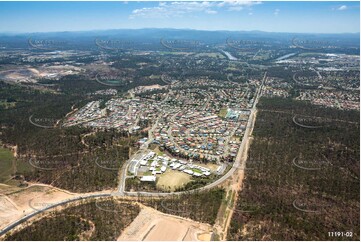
(0, 193), (111, 237)
(118, 72), (267, 197)
(1, 72), (266, 236)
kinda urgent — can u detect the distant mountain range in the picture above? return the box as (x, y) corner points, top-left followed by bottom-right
(0, 28), (359, 48)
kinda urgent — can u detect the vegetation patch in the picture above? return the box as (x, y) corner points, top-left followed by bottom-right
(139, 188), (225, 225)
(228, 97), (360, 241)
(0, 82), (138, 192)
(4, 198), (141, 241)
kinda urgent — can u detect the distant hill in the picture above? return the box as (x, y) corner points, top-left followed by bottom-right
(0, 28), (359, 49)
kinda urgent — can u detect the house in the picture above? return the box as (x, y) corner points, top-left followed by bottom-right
(140, 176), (156, 182)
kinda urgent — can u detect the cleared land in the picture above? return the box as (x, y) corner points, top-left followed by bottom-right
(0, 195), (20, 231)
(156, 170), (191, 191)
(0, 147), (32, 190)
(0, 185), (74, 230)
(140, 189), (225, 225)
(4, 198), (140, 241)
(117, 206), (212, 241)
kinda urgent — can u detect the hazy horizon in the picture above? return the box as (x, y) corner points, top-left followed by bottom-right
(0, 27), (360, 35)
(0, 1), (359, 34)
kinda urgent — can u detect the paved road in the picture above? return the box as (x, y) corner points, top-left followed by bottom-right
(1, 73), (267, 235)
(118, 72), (267, 197)
(0, 193), (111, 237)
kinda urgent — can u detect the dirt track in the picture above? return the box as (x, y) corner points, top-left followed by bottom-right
(0, 184), (112, 231)
(117, 206), (212, 241)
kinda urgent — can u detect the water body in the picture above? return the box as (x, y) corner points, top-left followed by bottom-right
(221, 50), (237, 61)
(276, 52), (297, 61)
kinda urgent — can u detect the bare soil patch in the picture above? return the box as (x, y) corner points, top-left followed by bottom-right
(117, 206), (212, 241)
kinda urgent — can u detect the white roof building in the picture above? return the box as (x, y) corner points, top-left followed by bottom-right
(183, 169), (194, 175)
(140, 176), (156, 182)
(203, 171), (211, 176)
(193, 172), (203, 177)
(140, 159), (148, 166)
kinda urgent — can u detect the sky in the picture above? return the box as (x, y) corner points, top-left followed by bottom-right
(0, 1), (359, 33)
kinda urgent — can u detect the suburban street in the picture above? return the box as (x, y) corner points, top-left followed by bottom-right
(0, 193), (111, 237)
(1, 72), (266, 237)
(118, 72), (267, 196)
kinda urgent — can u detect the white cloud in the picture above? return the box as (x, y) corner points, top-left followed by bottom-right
(274, 8), (280, 16)
(129, 1), (262, 18)
(218, 1), (262, 8)
(337, 5), (347, 11)
(130, 1), (214, 18)
(130, 7), (170, 19)
(248, 12), (253, 16)
(220, 1), (262, 11)
(228, 6), (244, 11)
(206, 9), (218, 14)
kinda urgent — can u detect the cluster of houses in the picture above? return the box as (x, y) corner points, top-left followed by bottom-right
(63, 79), (254, 174)
(64, 100), (104, 127)
(151, 107), (246, 162)
(129, 151), (214, 183)
(90, 88), (118, 96)
(64, 79), (256, 140)
(297, 89), (359, 111)
(64, 98), (159, 130)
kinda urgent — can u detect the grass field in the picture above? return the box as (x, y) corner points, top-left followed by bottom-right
(191, 168), (202, 173)
(0, 147), (15, 182)
(218, 108), (228, 118)
(156, 170), (191, 191)
(0, 147), (32, 185)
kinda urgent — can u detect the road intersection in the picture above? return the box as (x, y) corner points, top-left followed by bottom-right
(0, 72), (266, 237)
